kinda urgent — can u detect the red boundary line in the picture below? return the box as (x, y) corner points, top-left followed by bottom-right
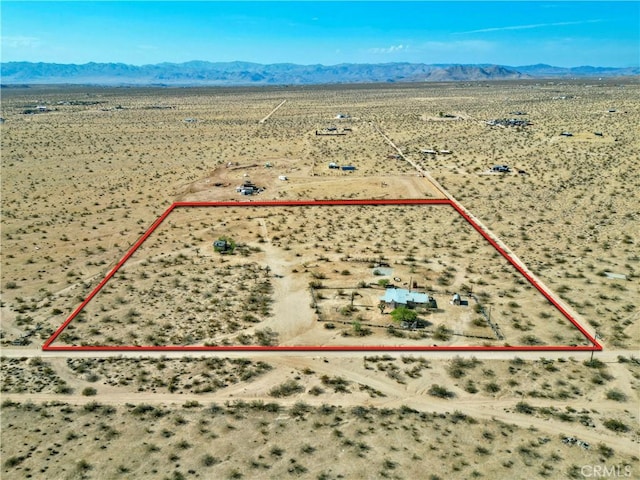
(43, 199), (601, 352)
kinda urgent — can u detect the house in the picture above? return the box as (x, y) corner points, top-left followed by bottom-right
(491, 165), (510, 173)
(380, 288), (436, 310)
(328, 162), (339, 169)
(451, 293), (461, 306)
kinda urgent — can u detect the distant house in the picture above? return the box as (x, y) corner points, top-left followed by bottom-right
(491, 165), (510, 173)
(380, 288), (436, 310)
(328, 162), (339, 169)
(213, 240), (230, 253)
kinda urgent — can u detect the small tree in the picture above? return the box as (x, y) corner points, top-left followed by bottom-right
(390, 306), (417, 325)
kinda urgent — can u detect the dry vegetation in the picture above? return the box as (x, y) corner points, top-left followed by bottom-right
(1, 80), (638, 478)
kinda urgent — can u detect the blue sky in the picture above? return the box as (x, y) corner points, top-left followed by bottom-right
(1, 1), (638, 67)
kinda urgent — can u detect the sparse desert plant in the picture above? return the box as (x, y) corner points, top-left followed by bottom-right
(82, 386), (97, 396)
(269, 379), (304, 397)
(602, 418), (630, 433)
(428, 384), (455, 398)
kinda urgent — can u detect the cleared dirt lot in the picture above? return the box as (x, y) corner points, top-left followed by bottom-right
(1, 81), (638, 479)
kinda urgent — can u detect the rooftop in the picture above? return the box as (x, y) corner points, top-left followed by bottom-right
(380, 288), (429, 305)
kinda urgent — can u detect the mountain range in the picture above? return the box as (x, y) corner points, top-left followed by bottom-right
(1, 61), (638, 86)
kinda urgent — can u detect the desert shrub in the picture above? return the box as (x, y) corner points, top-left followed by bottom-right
(605, 389), (627, 402)
(202, 454), (220, 467)
(584, 358), (606, 369)
(484, 382), (501, 393)
(269, 379), (304, 398)
(603, 418), (629, 432)
(428, 384), (455, 399)
(81, 387), (97, 396)
(433, 324), (452, 341)
(515, 402), (535, 415)
(4, 456), (25, 468)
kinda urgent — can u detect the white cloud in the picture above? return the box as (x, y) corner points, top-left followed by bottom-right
(454, 20), (603, 35)
(369, 44), (407, 54)
(1, 36), (41, 49)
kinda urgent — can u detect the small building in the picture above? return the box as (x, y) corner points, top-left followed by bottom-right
(213, 240), (230, 253)
(560, 131), (573, 137)
(328, 162), (339, 169)
(341, 165), (356, 171)
(278, 175), (288, 181)
(421, 149), (437, 155)
(492, 165), (510, 173)
(594, 132), (603, 137)
(439, 150), (452, 155)
(380, 288), (436, 310)
(335, 113), (350, 119)
(452, 293), (461, 306)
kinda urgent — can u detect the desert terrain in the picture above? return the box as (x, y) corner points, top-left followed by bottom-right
(1, 80), (638, 479)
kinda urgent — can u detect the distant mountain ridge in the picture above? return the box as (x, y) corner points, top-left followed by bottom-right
(1, 61), (638, 86)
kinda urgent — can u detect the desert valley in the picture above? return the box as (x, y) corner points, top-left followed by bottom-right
(1, 79), (638, 479)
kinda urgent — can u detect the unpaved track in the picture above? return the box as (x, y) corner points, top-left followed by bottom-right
(3, 355), (637, 457)
(371, 122), (596, 346)
(259, 99), (287, 123)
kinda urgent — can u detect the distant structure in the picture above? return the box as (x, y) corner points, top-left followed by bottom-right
(380, 288), (436, 310)
(213, 240), (231, 253)
(560, 131), (573, 137)
(451, 293), (461, 306)
(491, 165), (511, 173)
(316, 126), (347, 135)
(328, 162), (340, 169)
(486, 118), (532, 128)
(235, 180), (262, 195)
(335, 113), (351, 119)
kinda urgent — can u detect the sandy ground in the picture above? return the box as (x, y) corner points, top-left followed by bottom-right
(1, 81), (638, 479)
